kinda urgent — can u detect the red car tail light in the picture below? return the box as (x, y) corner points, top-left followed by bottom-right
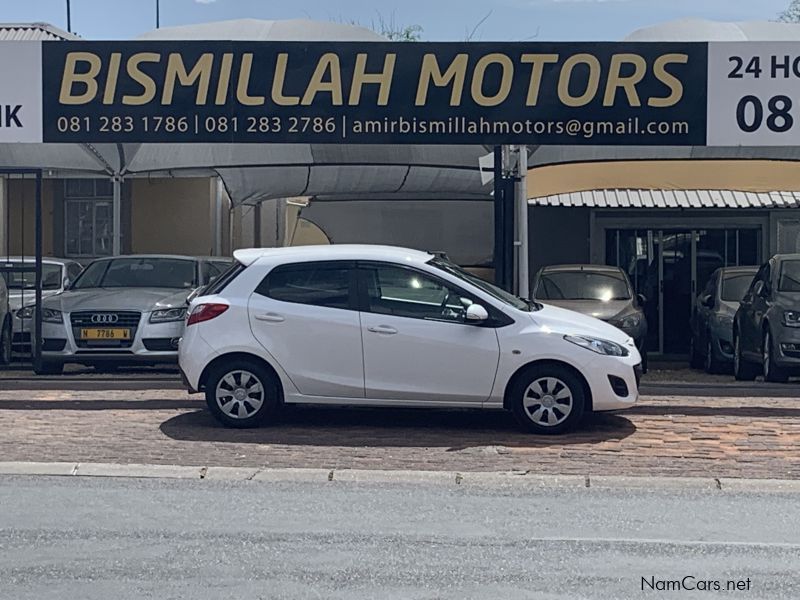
(187, 303), (229, 326)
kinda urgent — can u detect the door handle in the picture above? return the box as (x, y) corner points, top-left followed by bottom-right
(255, 312), (285, 323)
(367, 325), (397, 335)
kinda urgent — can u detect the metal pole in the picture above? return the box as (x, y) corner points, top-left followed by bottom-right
(156, 0), (160, 28)
(492, 146), (504, 288)
(112, 175), (121, 255)
(516, 145), (530, 298)
(66, 0), (72, 33)
(34, 171), (42, 369)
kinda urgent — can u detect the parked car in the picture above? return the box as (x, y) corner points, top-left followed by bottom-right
(0, 272), (9, 364)
(34, 254), (231, 374)
(690, 266), (758, 373)
(179, 245), (641, 435)
(531, 264), (648, 372)
(733, 254), (800, 382)
(2, 257), (83, 354)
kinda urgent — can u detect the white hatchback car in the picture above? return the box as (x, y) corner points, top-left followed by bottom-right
(179, 246), (641, 434)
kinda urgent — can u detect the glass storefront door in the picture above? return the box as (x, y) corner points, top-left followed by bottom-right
(606, 228), (761, 356)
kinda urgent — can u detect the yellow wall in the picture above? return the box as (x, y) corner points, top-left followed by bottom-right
(130, 178), (213, 255)
(528, 160), (800, 199)
(4, 179), (55, 256)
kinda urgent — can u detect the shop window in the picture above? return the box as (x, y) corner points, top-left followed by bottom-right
(63, 179), (114, 258)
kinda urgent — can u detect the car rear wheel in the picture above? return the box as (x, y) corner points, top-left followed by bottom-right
(510, 365), (585, 435)
(0, 320), (11, 365)
(205, 359), (280, 428)
(733, 335), (758, 381)
(763, 330), (789, 384)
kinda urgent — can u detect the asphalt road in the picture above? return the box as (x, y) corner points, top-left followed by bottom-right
(1, 476), (798, 599)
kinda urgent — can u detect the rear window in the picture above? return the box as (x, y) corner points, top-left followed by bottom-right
(203, 261), (245, 295)
(256, 264), (352, 310)
(778, 260), (800, 292)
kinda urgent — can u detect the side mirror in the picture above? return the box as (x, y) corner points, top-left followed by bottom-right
(465, 304), (489, 322)
(636, 293), (647, 306)
(752, 280), (765, 298)
(701, 293), (715, 309)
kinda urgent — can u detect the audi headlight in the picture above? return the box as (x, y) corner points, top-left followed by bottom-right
(783, 310), (800, 328)
(564, 334), (629, 357)
(149, 307), (187, 323)
(42, 308), (63, 323)
(16, 305), (34, 320)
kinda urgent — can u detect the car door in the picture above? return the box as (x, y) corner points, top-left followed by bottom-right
(740, 263), (769, 358)
(249, 261), (364, 398)
(357, 263), (501, 404)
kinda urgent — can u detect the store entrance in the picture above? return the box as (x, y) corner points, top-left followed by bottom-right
(606, 228), (761, 357)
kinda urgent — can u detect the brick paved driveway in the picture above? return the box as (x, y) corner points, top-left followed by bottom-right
(1, 389), (799, 479)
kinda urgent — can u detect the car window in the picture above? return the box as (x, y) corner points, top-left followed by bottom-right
(204, 261), (245, 295)
(535, 271), (630, 301)
(201, 261), (224, 285)
(1, 263), (63, 290)
(722, 274), (756, 301)
(257, 263), (352, 310)
(778, 260), (800, 292)
(363, 265), (472, 323)
(71, 258), (197, 289)
(67, 263), (83, 282)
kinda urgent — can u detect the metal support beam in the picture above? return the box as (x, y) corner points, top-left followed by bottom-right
(516, 145), (530, 298)
(34, 171), (43, 369)
(112, 175), (121, 256)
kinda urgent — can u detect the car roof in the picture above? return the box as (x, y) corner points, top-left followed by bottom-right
(87, 254), (201, 262)
(774, 254), (800, 261)
(718, 266), (759, 276)
(0, 256), (78, 265)
(233, 245), (434, 267)
(539, 264), (625, 274)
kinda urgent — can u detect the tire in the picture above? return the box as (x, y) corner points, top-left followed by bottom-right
(510, 364), (585, 435)
(763, 330), (789, 384)
(689, 335), (703, 370)
(639, 344), (649, 375)
(733, 335), (758, 381)
(205, 359), (280, 428)
(704, 335), (723, 375)
(0, 320), (11, 366)
(34, 361), (64, 375)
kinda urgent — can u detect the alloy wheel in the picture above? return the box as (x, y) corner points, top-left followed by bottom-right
(522, 377), (573, 427)
(215, 370), (265, 420)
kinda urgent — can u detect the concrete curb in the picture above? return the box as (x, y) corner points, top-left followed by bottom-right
(2, 461), (800, 492)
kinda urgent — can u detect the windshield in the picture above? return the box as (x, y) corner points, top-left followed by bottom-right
(778, 260), (800, 292)
(1, 264), (63, 291)
(71, 258), (197, 290)
(721, 274), (755, 302)
(428, 257), (531, 311)
(535, 271), (630, 301)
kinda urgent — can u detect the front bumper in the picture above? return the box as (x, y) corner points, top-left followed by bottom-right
(39, 313), (184, 365)
(774, 327), (800, 369)
(580, 348), (640, 412)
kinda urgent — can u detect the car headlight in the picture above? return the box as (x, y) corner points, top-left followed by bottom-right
(149, 307), (187, 323)
(15, 306), (62, 323)
(619, 315), (641, 329)
(783, 310), (800, 328)
(564, 334), (630, 357)
(16, 305), (34, 320)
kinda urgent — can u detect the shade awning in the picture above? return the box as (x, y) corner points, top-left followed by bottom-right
(529, 189), (800, 209)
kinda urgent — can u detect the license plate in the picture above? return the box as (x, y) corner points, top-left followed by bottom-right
(80, 328), (131, 340)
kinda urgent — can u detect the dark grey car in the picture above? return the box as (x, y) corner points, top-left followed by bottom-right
(532, 264), (648, 371)
(690, 266), (758, 374)
(733, 254), (800, 383)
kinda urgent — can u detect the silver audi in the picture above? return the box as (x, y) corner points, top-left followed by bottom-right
(34, 254), (231, 374)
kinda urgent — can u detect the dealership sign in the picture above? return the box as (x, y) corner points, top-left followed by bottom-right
(2, 40), (800, 145)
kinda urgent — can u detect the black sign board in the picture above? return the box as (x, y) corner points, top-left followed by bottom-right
(42, 41), (708, 145)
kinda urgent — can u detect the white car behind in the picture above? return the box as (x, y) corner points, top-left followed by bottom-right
(179, 245), (641, 435)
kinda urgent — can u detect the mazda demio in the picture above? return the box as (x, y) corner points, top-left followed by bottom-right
(179, 246), (641, 434)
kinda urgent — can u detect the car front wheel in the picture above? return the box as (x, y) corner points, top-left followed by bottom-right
(763, 330), (789, 384)
(510, 365), (585, 435)
(205, 359), (280, 428)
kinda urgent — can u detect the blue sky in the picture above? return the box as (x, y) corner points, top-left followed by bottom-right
(1, 0), (792, 40)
